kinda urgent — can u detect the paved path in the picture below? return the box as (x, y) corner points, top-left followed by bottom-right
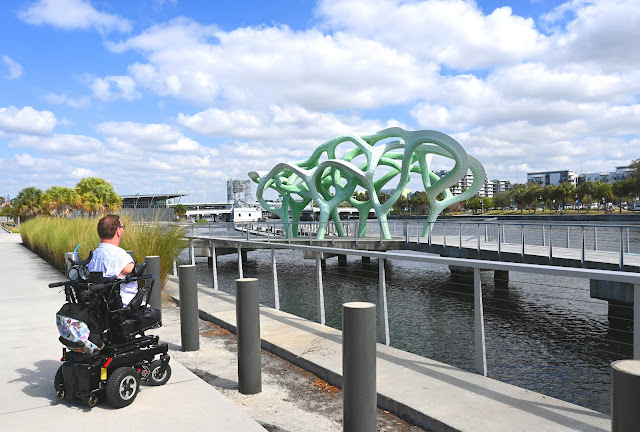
(0, 232), (264, 432)
(164, 274), (611, 432)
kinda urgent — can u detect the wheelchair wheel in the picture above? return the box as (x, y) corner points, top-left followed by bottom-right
(54, 365), (65, 399)
(147, 360), (171, 386)
(106, 367), (140, 408)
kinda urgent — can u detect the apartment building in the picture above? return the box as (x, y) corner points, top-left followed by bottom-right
(526, 170), (577, 187)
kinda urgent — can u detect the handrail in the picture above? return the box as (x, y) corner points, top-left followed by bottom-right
(186, 235), (640, 378)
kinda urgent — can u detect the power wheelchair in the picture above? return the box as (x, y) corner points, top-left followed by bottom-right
(49, 251), (171, 408)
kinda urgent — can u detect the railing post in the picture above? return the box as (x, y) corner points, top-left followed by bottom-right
(459, 223), (462, 250)
(620, 227), (624, 270)
(581, 228), (586, 268)
(237, 246), (244, 278)
(521, 225), (525, 263)
(542, 225), (546, 247)
(211, 244), (218, 290)
(548, 226), (553, 264)
(611, 359), (640, 431)
(315, 254), (325, 325)
(178, 264), (199, 351)
(343, 302), (377, 432)
(474, 268), (487, 376)
(271, 248), (280, 310)
(428, 222), (432, 246)
(567, 226), (570, 249)
(405, 221), (409, 244)
(484, 224), (488, 242)
(626, 227), (630, 253)
(477, 224), (480, 252)
(379, 258), (390, 346)
(417, 223), (421, 245)
(497, 226), (501, 258)
(594, 226), (598, 250)
(189, 240), (195, 265)
(235, 278), (262, 395)
(444, 223), (447, 248)
(144, 255), (162, 323)
(173, 259), (177, 276)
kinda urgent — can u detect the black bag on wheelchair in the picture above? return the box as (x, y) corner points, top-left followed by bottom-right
(56, 303), (104, 353)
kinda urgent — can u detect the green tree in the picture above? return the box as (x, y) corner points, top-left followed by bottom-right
(409, 191), (429, 214)
(525, 185), (543, 213)
(558, 181), (576, 210)
(42, 186), (81, 217)
(492, 191), (511, 209)
(511, 185), (527, 214)
(541, 185), (558, 212)
(75, 177), (121, 215)
(612, 179), (633, 213)
(13, 187), (44, 220)
(577, 181), (595, 212)
(593, 181), (613, 211)
(629, 158), (640, 179)
(173, 204), (188, 219)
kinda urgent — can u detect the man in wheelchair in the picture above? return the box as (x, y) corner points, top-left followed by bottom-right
(88, 214), (159, 328)
(51, 214), (170, 408)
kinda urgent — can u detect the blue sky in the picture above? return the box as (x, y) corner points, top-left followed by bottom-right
(1, 0), (638, 203)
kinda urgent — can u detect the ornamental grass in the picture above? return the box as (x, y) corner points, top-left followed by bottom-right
(20, 216), (188, 289)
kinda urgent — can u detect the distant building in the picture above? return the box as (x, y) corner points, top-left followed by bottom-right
(526, 170), (577, 187)
(431, 170), (510, 198)
(120, 193), (186, 221)
(577, 166), (633, 185)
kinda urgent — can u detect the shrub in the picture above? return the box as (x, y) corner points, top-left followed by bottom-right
(20, 216), (188, 289)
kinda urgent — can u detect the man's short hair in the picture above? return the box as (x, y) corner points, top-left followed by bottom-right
(97, 214), (121, 240)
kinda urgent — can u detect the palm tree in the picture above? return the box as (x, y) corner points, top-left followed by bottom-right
(75, 177), (122, 215)
(42, 186), (82, 217)
(14, 187), (44, 220)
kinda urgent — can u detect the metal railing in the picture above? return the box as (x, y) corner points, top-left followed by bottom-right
(182, 235), (640, 378)
(185, 219), (640, 270)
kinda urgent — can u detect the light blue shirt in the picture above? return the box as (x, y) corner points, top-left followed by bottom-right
(88, 243), (137, 306)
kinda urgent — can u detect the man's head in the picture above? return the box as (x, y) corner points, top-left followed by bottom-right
(97, 214), (125, 245)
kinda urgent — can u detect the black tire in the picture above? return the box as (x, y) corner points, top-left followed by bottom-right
(147, 360), (171, 386)
(54, 365), (64, 399)
(105, 367), (140, 408)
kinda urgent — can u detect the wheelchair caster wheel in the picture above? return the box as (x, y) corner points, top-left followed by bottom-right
(87, 395), (98, 407)
(55, 390), (65, 400)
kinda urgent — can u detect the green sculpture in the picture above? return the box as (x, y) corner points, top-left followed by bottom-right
(249, 127), (485, 240)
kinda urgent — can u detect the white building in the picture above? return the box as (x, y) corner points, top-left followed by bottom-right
(577, 166), (633, 185)
(432, 170), (510, 198)
(526, 170), (577, 187)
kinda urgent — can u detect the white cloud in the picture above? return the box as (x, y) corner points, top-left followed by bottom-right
(106, 18), (434, 109)
(45, 92), (91, 108)
(543, 0), (640, 69)
(71, 168), (93, 178)
(177, 104), (400, 142)
(90, 75), (140, 101)
(316, 0), (549, 69)
(96, 121), (202, 152)
(0, 106), (56, 135)
(19, 0), (132, 34)
(2, 55), (23, 79)
(9, 134), (103, 154)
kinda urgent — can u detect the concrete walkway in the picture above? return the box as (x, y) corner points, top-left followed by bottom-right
(0, 233), (265, 432)
(164, 274), (611, 432)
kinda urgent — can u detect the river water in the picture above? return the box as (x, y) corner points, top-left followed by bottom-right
(180, 219), (640, 414)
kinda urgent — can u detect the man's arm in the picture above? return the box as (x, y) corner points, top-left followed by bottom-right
(119, 262), (135, 277)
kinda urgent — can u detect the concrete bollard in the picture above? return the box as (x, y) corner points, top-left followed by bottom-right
(611, 360), (640, 431)
(343, 302), (377, 432)
(178, 265), (199, 351)
(145, 256), (162, 324)
(235, 278), (262, 395)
